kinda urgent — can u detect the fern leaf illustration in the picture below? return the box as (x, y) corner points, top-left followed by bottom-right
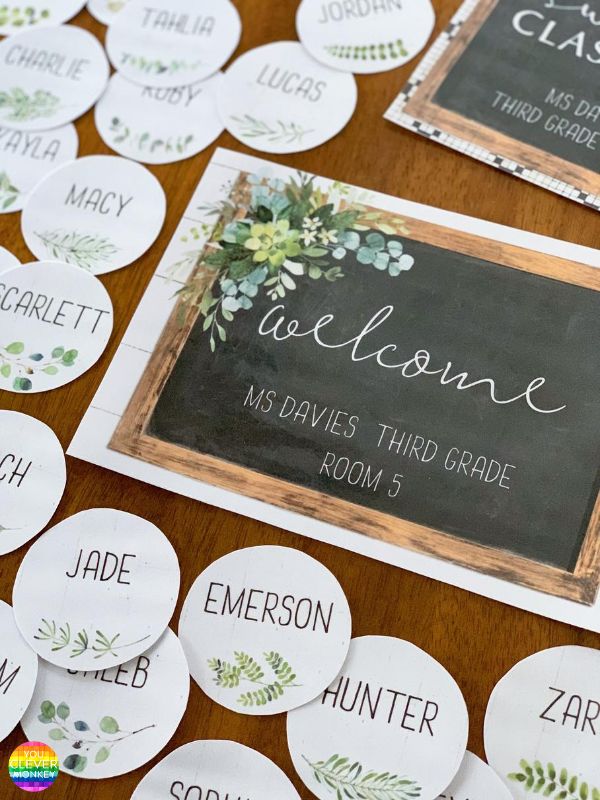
(264, 651), (297, 685)
(508, 759), (599, 799)
(235, 651), (265, 682)
(34, 229), (119, 271)
(304, 753), (421, 799)
(230, 114), (313, 144)
(208, 658), (241, 688)
(238, 683), (284, 707)
(325, 39), (409, 61)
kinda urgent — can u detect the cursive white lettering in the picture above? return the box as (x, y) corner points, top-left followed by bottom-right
(257, 304), (567, 415)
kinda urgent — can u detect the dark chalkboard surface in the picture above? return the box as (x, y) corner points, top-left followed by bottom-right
(147, 231), (600, 578)
(434, 0), (600, 172)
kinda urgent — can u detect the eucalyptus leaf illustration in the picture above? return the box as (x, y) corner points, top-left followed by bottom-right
(231, 114), (314, 144)
(175, 170), (415, 350)
(0, 170), (20, 210)
(34, 228), (119, 271)
(0, 6), (51, 27)
(0, 88), (60, 121)
(303, 753), (422, 799)
(36, 699), (156, 774)
(208, 650), (301, 707)
(325, 39), (409, 62)
(508, 759), (600, 799)
(0, 343), (79, 391)
(109, 117), (195, 156)
(34, 618), (150, 660)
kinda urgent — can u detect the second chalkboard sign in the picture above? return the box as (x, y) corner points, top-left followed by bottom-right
(386, 0), (600, 209)
(110, 163), (600, 607)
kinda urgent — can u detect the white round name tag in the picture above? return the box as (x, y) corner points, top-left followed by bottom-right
(0, 601), (38, 744)
(13, 508), (180, 671)
(0, 123), (78, 214)
(219, 41), (358, 154)
(437, 751), (512, 800)
(21, 629), (189, 779)
(131, 740), (301, 800)
(0, 246), (19, 272)
(105, 0), (241, 88)
(0, 261), (113, 393)
(87, 0), (130, 25)
(94, 72), (223, 164)
(287, 635), (469, 800)
(0, 25), (109, 131)
(179, 545), (352, 715)
(296, 0), (435, 73)
(485, 646), (600, 800)
(21, 155), (166, 274)
(0, 411), (66, 557)
(0, 1), (86, 36)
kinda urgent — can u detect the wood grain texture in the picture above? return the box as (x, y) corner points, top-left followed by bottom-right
(0, 2), (599, 798)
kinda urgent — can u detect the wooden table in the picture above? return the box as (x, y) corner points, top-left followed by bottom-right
(1, 2), (599, 798)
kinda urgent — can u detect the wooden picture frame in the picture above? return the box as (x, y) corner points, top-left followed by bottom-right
(110, 172), (600, 606)
(402, 0), (600, 198)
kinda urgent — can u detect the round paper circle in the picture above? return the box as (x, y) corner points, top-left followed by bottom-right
(179, 545), (352, 715)
(131, 740), (301, 800)
(0, 246), (19, 272)
(21, 155), (166, 274)
(0, 1), (86, 35)
(438, 751), (512, 800)
(0, 261), (113, 393)
(87, 0), (130, 25)
(485, 646), (600, 799)
(13, 508), (180, 670)
(0, 601), (38, 744)
(21, 628), (189, 779)
(105, 0), (241, 88)
(219, 41), (358, 154)
(94, 72), (224, 165)
(0, 26), (109, 131)
(296, 0), (435, 74)
(287, 635), (469, 800)
(0, 123), (78, 214)
(0, 411), (66, 556)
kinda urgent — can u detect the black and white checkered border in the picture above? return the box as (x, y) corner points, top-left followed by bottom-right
(384, 0), (600, 212)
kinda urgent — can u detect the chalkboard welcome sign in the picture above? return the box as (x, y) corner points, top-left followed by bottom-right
(389, 0), (600, 205)
(111, 169), (600, 606)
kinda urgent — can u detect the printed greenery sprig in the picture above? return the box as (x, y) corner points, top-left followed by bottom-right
(35, 228), (119, 271)
(325, 39), (409, 61)
(34, 619), (150, 660)
(208, 650), (301, 707)
(120, 53), (202, 75)
(508, 760), (600, 799)
(0, 170), (19, 210)
(0, 88), (60, 121)
(174, 170), (415, 351)
(109, 117), (194, 156)
(0, 5), (50, 27)
(36, 700), (155, 774)
(303, 754), (422, 800)
(166, 224), (213, 281)
(231, 114), (314, 145)
(1, 343), (78, 391)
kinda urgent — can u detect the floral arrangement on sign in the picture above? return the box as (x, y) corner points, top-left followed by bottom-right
(175, 169), (415, 352)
